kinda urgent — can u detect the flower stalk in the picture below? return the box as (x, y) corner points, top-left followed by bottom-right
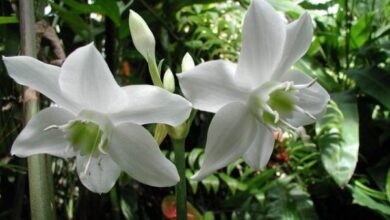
(172, 138), (187, 220)
(19, 0), (56, 219)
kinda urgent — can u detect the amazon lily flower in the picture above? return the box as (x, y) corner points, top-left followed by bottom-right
(3, 44), (192, 193)
(177, 0), (329, 180)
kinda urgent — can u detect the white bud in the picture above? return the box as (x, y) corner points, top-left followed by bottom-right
(129, 10), (156, 61)
(163, 68), (175, 93)
(181, 53), (195, 72)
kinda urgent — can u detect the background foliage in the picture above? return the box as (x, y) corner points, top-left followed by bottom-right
(0, 0), (389, 219)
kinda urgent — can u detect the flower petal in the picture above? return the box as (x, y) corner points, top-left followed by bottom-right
(192, 102), (258, 181)
(272, 13), (313, 80)
(11, 107), (76, 158)
(243, 122), (275, 170)
(177, 60), (248, 113)
(108, 123), (179, 187)
(2, 56), (80, 113)
(282, 69), (330, 126)
(109, 85), (192, 126)
(235, 0), (286, 89)
(76, 154), (121, 193)
(59, 44), (127, 113)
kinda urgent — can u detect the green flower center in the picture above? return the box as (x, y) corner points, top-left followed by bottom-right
(65, 120), (108, 157)
(248, 81), (310, 131)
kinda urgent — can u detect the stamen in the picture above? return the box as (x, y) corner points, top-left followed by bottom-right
(98, 136), (108, 155)
(43, 123), (70, 131)
(263, 104), (280, 123)
(294, 105), (316, 120)
(82, 154), (94, 176)
(279, 119), (298, 131)
(43, 125), (60, 131)
(293, 78), (317, 90)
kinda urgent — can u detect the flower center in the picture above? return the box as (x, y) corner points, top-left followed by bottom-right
(248, 79), (317, 131)
(44, 110), (113, 176)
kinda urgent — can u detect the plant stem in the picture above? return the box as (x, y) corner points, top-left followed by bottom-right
(172, 138), (187, 220)
(19, 0), (56, 219)
(109, 186), (121, 220)
(147, 57), (163, 87)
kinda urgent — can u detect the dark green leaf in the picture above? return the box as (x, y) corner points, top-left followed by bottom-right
(348, 68), (390, 109)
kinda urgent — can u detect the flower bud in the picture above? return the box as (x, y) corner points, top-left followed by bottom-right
(129, 10), (156, 61)
(163, 68), (175, 93)
(181, 53), (195, 72)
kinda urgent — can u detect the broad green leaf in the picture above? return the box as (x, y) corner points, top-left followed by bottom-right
(95, 0), (120, 26)
(317, 92), (359, 187)
(0, 16), (18, 24)
(350, 13), (374, 49)
(351, 182), (390, 215)
(348, 68), (390, 109)
(62, 0), (120, 25)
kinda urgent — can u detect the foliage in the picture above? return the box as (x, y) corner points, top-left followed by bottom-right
(0, 0), (389, 219)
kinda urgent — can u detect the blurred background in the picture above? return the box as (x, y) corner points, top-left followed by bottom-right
(0, 0), (389, 219)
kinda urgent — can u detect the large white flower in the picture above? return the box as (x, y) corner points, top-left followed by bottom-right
(177, 0), (330, 180)
(3, 43), (192, 193)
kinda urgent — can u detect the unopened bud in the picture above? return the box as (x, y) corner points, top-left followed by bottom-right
(129, 10), (156, 61)
(163, 68), (175, 93)
(181, 53), (195, 72)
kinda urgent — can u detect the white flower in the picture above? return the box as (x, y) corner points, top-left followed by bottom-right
(3, 43), (192, 193)
(177, 0), (329, 180)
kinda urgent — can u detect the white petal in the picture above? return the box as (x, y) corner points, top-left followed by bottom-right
(192, 102), (258, 181)
(243, 122), (275, 170)
(59, 44), (127, 113)
(76, 154), (121, 193)
(109, 85), (191, 126)
(177, 60), (249, 113)
(282, 70), (330, 126)
(235, 0), (286, 89)
(108, 123), (179, 187)
(2, 56), (80, 113)
(11, 107), (76, 158)
(129, 10), (156, 61)
(272, 13), (313, 80)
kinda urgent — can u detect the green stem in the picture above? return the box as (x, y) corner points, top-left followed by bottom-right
(172, 138), (187, 220)
(19, 0), (56, 219)
(109, 186), (121, 220)
(147, 56), (163, 87)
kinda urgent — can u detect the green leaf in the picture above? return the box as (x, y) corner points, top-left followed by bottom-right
(188, 148), (203, 169)
(317, 91), (359, 187)
(265, 177), (319, 220)
(0, 16), (18, 24)
(350, 13), (374, 49)
(185, 170), (199, 193)
(201, 174), (219, 193)
(348, 68), (390, 109)
(50, 3), (92, 41)
(95, 0), (121, 26)
(351, 182), (390, 215)
(219, 173), (247, 195)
